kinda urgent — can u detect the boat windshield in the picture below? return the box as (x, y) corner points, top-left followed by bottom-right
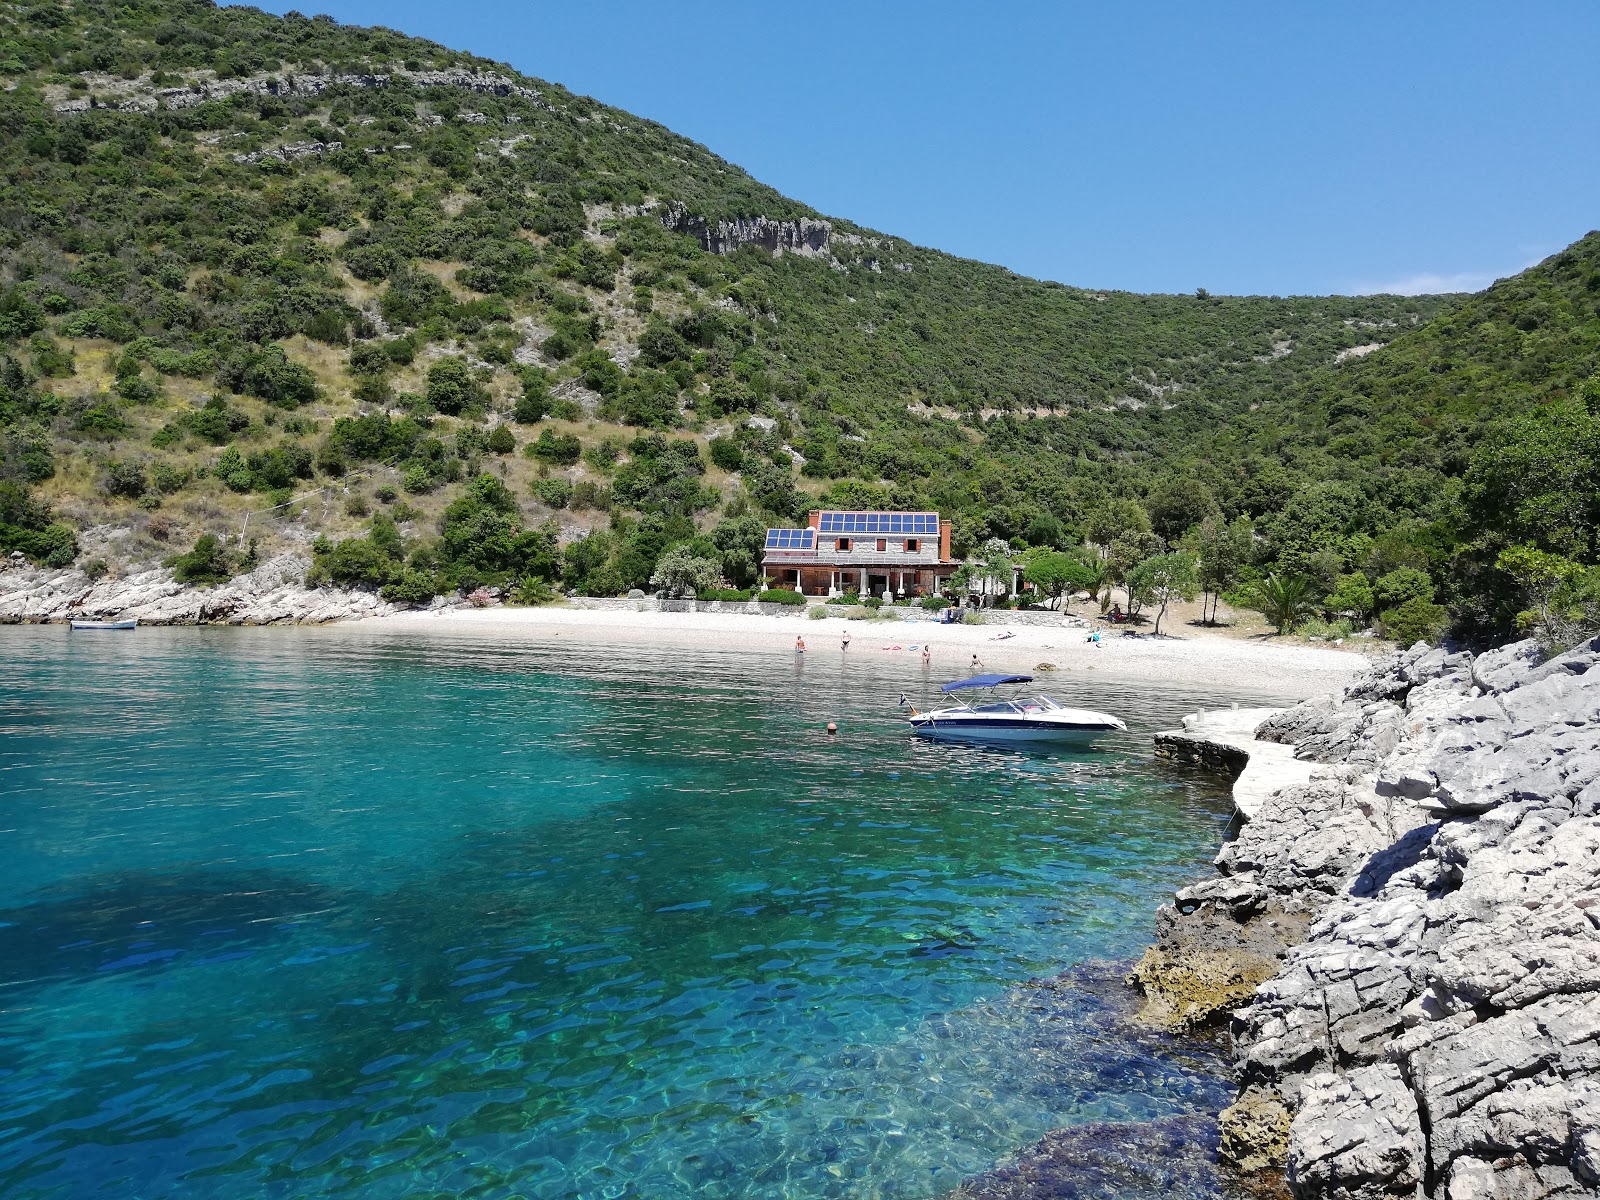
(1025, 695), (1063, 711)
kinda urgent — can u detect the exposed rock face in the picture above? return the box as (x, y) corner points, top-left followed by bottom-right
(1142, 639), (1600, 1199)
(0, 554), (438, 624)
(659, 201), (831, 257)
(232, 139), (341, 165)
(55, 67), (541, 115)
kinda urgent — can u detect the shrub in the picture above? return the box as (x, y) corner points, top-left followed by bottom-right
(151, 463), (189, 494)
(511, 576), (557, 605)
(527, 429), (581, 465)
(696, 587), (753, 602)
(487, 425), (516, 455)
(844, 605), (873, 621)
(758, 588), (807, 605)
(425, 356), (485, 415)
(82, 558), (108, 580)
(1374, 567), (1434, 613)
(919, 595), (952, 610)
(863, 596), (883, 610)
(103, 461), (147, 499)
(530, 477), (572, 509)
(708, 436), (743, 471)
(568, 481), (610, 511)
(169, 534), (232, 585)
(808, 604), (829, 620)
(1380, 596), (1449, 645)
(961, 610), (985, 625)
(380, 568), (439, 604)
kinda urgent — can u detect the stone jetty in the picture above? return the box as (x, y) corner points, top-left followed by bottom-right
(1137, 639), (1600, 1199)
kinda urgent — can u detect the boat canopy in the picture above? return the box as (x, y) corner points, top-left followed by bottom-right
(940, 673), (1033, 693)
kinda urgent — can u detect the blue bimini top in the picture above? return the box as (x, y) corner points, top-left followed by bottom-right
(939, 674), (1034, 693)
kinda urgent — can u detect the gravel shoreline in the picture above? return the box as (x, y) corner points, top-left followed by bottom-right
(363, 604), (1368, 700)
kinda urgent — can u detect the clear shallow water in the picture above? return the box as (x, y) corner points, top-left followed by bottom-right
(0, 628), (1291, 1199)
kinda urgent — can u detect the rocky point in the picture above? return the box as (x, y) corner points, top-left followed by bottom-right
(1136, 639), (1600, 1199)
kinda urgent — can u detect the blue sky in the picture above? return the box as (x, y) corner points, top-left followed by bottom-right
(255, 1), (1599, 297)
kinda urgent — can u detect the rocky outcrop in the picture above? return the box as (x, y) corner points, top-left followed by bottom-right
(55, 67), (541, 115)
(0, 554), (433, 624)
(1141, 640), (1600, 1198)
(232, 139), (341, 165)
(659, 201), (831, 257)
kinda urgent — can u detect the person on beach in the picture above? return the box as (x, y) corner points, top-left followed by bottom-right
(922, 645), (931, 666)
(970, 653), (982, 671)
(842, 630), (851, 650)
(796, 636), (806, 654)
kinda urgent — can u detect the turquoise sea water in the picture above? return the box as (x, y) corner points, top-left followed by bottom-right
(0, 627), (1288, 1199)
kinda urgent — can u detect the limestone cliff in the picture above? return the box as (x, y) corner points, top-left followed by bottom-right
(1139, 640), (1600, 1199)
(658, 201), (832, 257)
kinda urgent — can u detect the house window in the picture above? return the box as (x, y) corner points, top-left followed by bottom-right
(836, 537), (851, 552)
(877, 538), (886, 552)
(906, 538), (920, 552)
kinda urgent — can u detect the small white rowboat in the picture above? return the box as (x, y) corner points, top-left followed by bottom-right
(69, 619), (138, 631)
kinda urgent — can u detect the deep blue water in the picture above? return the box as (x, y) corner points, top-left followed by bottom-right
(0, 627), (1282, 1199)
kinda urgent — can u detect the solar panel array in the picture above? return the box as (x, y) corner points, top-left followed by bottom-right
(816, 512), (939, 535)
(764, 528), (816, 551)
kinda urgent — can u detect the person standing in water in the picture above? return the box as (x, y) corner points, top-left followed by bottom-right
(922, 644), (931, 666)
(796, 635), (806, 654)
(970, 653), (983, 671)
(842, 630), (851, 650)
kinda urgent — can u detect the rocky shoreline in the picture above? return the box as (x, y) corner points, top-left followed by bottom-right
(0, 554), (432, 625)
(1135, 639), (1600, 1198)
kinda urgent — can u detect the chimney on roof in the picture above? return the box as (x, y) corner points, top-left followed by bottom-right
(939, 518), (952, 562)
(807, 510), (821, 530)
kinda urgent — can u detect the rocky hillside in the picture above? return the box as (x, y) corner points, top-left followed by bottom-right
(3, 0), (1595, 640)
(1137, 640), (1600, 1197)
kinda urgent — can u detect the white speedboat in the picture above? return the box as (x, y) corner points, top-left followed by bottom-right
(904, 674), (1126, 745)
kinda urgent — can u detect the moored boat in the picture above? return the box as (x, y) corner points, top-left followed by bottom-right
(69, 618), (138, 631)
(904, 673), (1126, 745)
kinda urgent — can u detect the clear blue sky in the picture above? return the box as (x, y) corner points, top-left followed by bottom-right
(256, 1), (1599, 297)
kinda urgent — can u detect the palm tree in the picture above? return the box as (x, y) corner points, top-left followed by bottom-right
(1247, 573), (1315, 635)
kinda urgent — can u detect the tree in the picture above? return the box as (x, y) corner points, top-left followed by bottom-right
(425, 356), (484, 415)
(1243, 573), (1316, 635)
(710, 514), (766, 588)
(1495, 545), (1593, 650)
(1324, 572), (1376, 623)
(650, 546), (721, 598)
(1127, 551), (1199, 635)
(1084, 499), (1151, 552)
(1146, 477), (1220, 544)
(1023, 552), (1097, 609)
(1190, 514), (1253, 624)
(514, 369), (550, 423)
(971, 537), (1015, 605)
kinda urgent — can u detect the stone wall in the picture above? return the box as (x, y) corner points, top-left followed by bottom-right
(1138, 639), (1600, 1198)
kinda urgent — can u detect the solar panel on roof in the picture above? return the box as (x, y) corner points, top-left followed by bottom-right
(764, 529), (815, 551)
(815, 511), (939, 535)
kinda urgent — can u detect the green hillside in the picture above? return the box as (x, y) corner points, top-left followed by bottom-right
(1, 0), (1593, 640)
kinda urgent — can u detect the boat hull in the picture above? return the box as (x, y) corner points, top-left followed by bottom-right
(69, 619), (137, 631)
(909, 717), (1121, 745)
